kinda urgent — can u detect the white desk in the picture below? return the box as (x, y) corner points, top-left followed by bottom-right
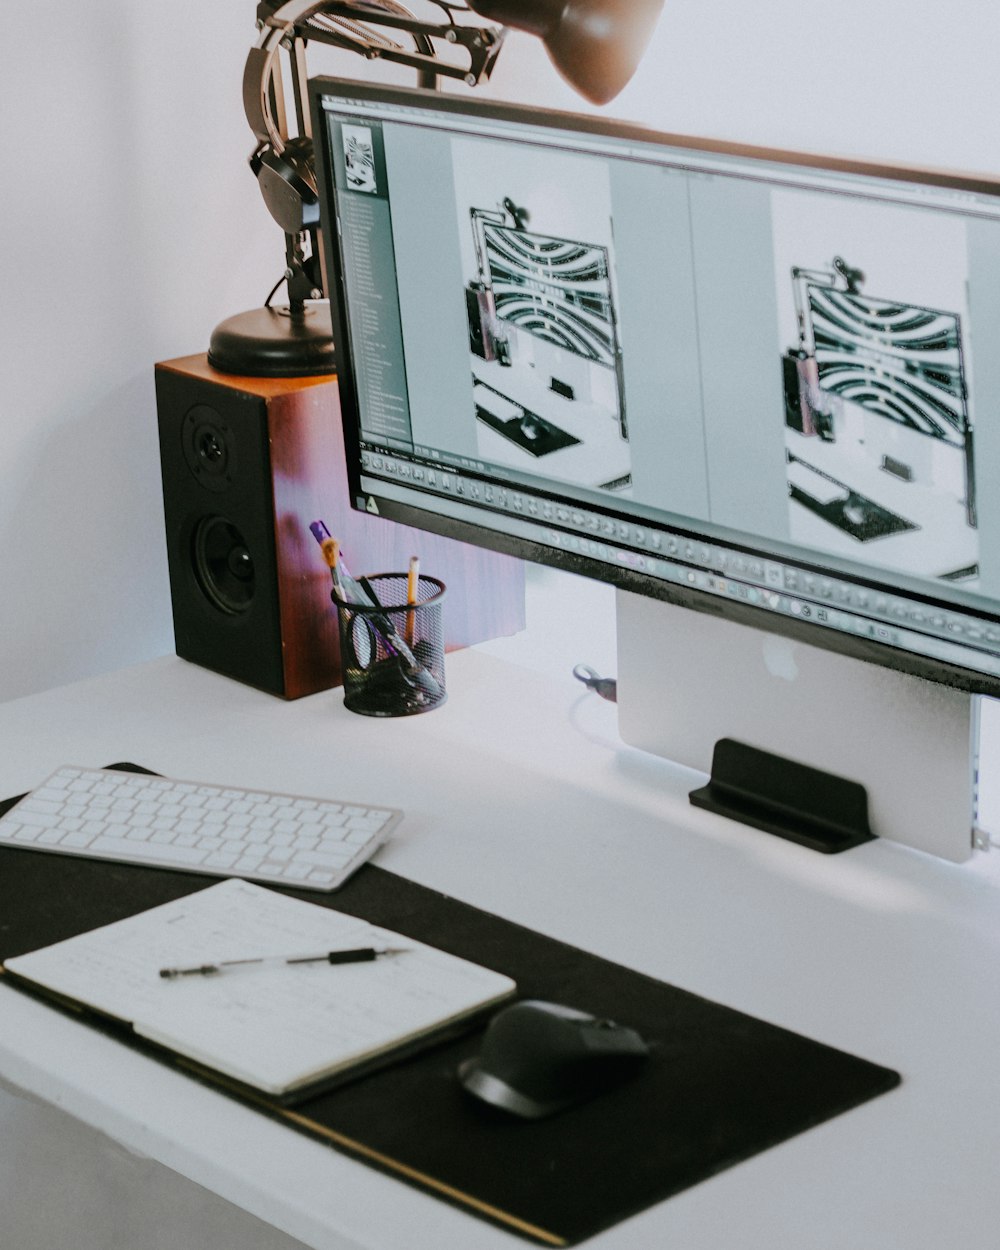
(2, 648), (1000, 1249)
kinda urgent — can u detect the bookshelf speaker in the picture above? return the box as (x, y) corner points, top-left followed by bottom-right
(155, 354), (525, 699)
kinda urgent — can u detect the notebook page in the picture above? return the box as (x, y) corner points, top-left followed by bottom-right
(4, 879), (516, 1094)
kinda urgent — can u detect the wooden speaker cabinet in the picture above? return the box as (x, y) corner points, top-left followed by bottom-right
(155, 353), (525, 699)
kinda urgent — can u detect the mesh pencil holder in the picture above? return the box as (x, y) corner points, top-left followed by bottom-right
(332, 573), (447, 717)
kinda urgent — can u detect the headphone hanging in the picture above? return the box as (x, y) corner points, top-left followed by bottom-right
(242, 1), (330, 235)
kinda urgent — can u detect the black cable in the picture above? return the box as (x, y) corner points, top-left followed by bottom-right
(572, 664), (617, 703)
(263, 271), (286, 309)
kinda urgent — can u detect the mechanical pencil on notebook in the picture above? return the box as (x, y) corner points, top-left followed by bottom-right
(159, 945), (411, 979)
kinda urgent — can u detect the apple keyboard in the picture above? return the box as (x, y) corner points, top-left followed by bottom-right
(0, 766), (401, 892)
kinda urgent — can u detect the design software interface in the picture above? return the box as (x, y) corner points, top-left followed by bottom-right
(313, 84), (1000, 688)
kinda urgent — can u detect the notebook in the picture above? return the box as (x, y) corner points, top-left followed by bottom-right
(2, 878), (517, 1102)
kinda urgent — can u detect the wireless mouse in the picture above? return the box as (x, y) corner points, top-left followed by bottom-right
(458, 1000), (649, 1119)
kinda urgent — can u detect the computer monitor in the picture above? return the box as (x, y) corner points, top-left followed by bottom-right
(308, 77), (1000, 862)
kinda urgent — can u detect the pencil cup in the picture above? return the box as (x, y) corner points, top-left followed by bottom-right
(332, 573), (447, 717)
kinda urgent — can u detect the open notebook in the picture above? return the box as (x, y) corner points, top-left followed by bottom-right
(2, 878), (517, 1102)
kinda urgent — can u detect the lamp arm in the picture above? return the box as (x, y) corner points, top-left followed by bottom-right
(302, 4), (503, 84)
(246, 1), (503, 159)
(250, 1), (502, 123)
(278, 230), (323, 306)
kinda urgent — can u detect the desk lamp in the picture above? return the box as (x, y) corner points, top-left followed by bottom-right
(208, 0), (664, 378)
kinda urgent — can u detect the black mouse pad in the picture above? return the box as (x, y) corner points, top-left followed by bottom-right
(0, 766), (900, 1246)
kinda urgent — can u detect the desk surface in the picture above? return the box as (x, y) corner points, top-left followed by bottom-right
(2, 648), (1000, 1249)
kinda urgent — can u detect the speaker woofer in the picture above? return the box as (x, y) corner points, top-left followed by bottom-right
(192, 516), (256, 615)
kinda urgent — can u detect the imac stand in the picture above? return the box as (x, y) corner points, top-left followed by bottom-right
(615, 591), (977, 862)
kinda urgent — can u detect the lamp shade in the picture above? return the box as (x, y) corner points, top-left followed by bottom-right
(468, 0), (664, 105)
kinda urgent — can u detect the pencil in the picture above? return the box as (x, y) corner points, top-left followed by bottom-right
(405, 555), (420, 646)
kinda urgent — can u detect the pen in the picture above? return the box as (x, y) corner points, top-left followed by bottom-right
(159, 946), (410, 979)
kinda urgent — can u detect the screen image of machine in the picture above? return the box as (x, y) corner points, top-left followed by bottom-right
(781, 250), (975, 583)
(310, 78), (1000, 860)
(466, 206), (628, 489)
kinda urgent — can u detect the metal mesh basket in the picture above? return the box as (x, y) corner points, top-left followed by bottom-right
(332, 573), (447, 717)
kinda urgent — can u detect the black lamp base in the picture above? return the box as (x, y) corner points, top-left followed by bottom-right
(208, 304), (336, 378)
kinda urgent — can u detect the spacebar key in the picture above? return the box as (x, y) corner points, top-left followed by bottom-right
(88, 836), (208, 866)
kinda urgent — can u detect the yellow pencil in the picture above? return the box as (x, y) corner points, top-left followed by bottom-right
(405, 555), (420, 645)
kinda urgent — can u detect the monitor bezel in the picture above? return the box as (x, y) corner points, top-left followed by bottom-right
(308, 75), (1000, 699)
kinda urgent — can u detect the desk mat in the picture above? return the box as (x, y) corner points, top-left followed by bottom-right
(0, 766), (900, 1246)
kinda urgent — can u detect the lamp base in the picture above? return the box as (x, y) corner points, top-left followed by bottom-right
(208, 304), (336, 378)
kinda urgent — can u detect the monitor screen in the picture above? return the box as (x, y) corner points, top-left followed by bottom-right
(309, 78), (1000, 698)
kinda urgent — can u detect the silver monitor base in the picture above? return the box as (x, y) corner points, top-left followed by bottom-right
(615, 591), (977, 862)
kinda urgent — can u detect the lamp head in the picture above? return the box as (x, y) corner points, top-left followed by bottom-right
(468, 0), (664, 105)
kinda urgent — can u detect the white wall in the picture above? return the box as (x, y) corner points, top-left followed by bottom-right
(3, 0), (1000, 704)
(488, 0), (1000, 174)
(1, 2), (276, 703)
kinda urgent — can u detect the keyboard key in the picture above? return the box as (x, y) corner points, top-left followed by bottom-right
(296, 849), (353, 870)
(19, 797), (62, 815)
(89, 835), (208, 866)
(282, 863), (313, 880)
(317, 838), (354, 857)
(204, 851), (238, 869)
(62, 831), (95, 848)
(24, 811), (67, 830)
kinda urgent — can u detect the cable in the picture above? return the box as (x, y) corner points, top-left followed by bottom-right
(572, 663), (617, 703)
(263, 268), (291, 308)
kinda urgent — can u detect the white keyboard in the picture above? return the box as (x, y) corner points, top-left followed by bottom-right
(0, 767), (401, 892)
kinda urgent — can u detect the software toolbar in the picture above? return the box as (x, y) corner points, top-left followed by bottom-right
(361, 448), (1000, 679)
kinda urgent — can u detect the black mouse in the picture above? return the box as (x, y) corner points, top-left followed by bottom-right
(458, 1000), (649, 1119)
